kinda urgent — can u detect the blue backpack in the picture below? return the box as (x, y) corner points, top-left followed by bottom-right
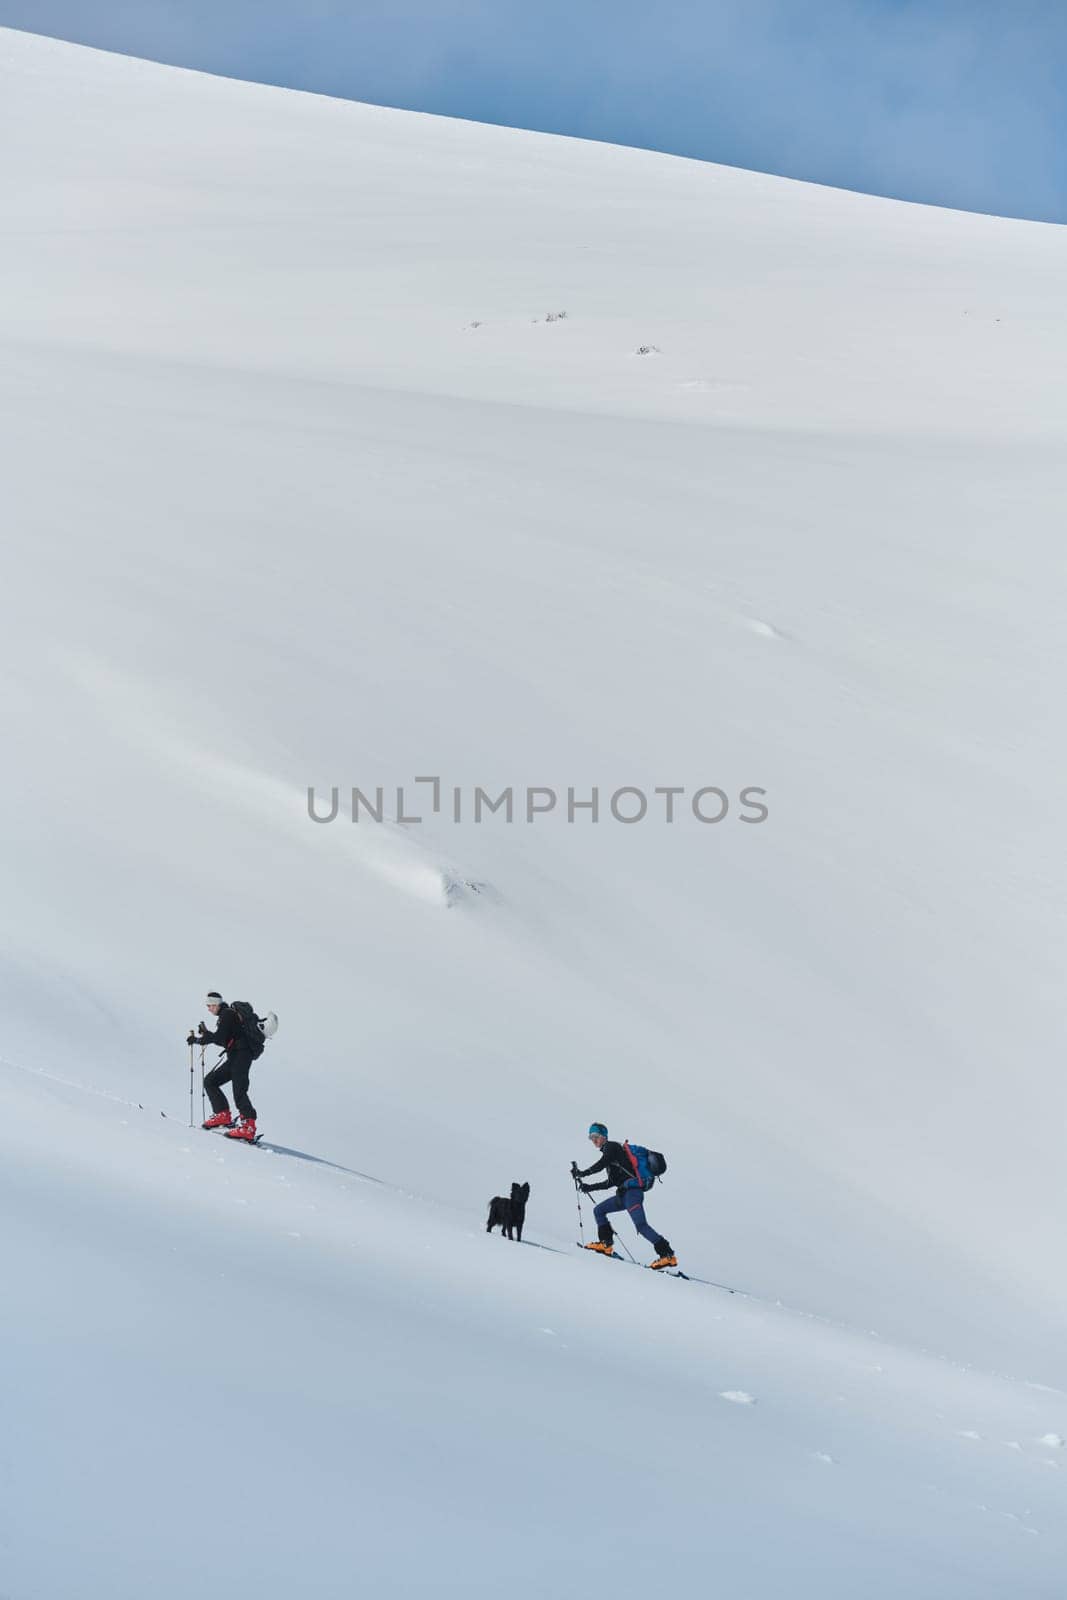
(623, 1140), (667, 1191)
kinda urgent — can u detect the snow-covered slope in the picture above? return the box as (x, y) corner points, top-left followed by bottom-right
(2, 26), (1066, 1597)
(6, 1058), (1067, 1599)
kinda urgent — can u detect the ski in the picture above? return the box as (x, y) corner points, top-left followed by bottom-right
(146, 1106), (377, 1179)
(150, 1110), (264, 1145)
(572, 1243), (751, 1293)
(575, 1243), (689, 1280)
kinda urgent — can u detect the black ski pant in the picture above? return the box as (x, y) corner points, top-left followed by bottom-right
(204, 1048), (257, 1121)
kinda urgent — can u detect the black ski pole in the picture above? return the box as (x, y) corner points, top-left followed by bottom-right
(188, 1039), (194, 1128)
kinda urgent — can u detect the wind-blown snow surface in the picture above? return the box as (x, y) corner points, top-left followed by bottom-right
(2, 26), (1066, 1597)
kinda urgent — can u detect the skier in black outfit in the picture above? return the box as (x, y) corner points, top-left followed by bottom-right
(573, 1122), (677, 1269)
(189, 990), (258, 1142)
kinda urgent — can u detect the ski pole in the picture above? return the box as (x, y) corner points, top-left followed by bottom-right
(189, 1040), (194, 1128)
(574, 1167), (635, 1260)
(572, 1168), (585, 1245)
(199, 1046), (207, 1124)
(615, 1232), (637, 1264)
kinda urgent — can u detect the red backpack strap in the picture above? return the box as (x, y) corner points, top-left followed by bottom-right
(623, 1140), (641, 1183)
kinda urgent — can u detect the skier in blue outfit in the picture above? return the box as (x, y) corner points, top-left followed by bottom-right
(572, 1122), (677, 1269)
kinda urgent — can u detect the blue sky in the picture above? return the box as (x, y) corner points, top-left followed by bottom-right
(2, 0), (1065, 221)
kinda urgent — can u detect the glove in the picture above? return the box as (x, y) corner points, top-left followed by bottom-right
(197, 1022), (210, 1039)
(185, 1031), (197, 1046)
(579, 1183), (593, 1196)
(570, 1161), (579, 1178)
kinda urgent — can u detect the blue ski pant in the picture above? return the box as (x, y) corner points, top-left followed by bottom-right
(594, 1185), (670, 1254)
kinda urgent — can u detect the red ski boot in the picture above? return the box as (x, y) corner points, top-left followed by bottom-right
(202, 1110), (233, 1131)
(225, 1118), (258, 1142)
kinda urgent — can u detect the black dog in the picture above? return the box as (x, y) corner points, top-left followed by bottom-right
(486, 1181), (530, 1241)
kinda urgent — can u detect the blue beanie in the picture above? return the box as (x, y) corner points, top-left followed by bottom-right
(588, 1122), (608, 1139)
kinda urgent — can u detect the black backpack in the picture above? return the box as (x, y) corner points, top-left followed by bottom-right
(230, 1001), (276, 1060)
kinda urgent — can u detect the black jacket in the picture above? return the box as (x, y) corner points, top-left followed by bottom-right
(576, 1141), (637, 1194)
(200, 1005), (249, 1058)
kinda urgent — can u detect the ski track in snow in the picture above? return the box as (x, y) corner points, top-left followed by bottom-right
(7, 1049), (1067, 1410)
(5, 1051), (1067, 1593)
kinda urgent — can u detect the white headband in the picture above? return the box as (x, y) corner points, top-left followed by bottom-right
(206, 994), (224, 1007)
